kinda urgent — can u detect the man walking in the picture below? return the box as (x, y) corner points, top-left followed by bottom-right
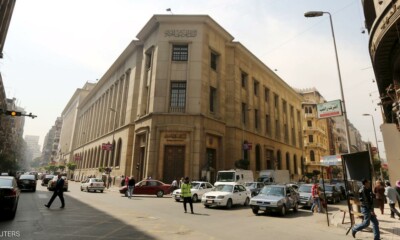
(127, 176), (136, 199)
(348, 179), (380, 240)
(44, 174), (65, 209)
(310, 182), (321, 213)
(384, 181), (400, 219)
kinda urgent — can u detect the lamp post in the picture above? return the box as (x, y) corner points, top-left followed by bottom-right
(304, 11), (351, 154)
(362, 113), (384, 180)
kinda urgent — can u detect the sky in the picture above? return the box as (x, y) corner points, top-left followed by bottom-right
(2, 0), (384, 158)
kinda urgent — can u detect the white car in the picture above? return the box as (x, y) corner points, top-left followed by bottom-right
(80, 178), (105, 193)
(201, 183), (251, 209)
(172, 181), (214, 202)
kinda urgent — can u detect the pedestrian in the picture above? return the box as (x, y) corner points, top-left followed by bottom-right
(179, 177), (184, 188)
(44, 174), (65, 209)
(108, 175), (112, 189)
(127, 176), (136, 199)
(120, 175), (125, 186)
(125, 175), (129, 187)
(374, 180), (385, 214)
(181, 177), (194, 214)
(171, 179), (178, 191)
(395, 180), (400, 207)
(347, 179), (380, 240)
(384, 181), (400, 219)
(310, 182), (321, 213)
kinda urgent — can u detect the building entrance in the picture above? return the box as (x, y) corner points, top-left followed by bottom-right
(163, 146), (185, 184)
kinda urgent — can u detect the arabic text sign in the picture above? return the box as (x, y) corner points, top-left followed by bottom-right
(317, 100), (343, 118)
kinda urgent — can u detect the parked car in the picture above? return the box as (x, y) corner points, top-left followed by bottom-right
(119, 179), (171, 197)
(322, 184), (341, 204)
(250, 184), (299, 216)
(244, 182), (265, 197)
(172, 181), (214, 202)
(201, 183), (251, 209)
(41, 174), (55, 186)
(298, 184), (313, 208)
(81, 178), (105, 193)
(47, 176), (68, 191)
(0, 176), (21, 219)
(17, 174), (37, 192)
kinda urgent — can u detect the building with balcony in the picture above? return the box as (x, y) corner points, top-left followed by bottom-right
(362, 0), (400, 183)
(69, 15), (304, 183)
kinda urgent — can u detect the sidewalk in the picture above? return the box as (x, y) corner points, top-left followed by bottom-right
(330, 203), (400, 239)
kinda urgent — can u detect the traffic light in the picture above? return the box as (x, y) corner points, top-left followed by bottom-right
(6, 111), (22, 116)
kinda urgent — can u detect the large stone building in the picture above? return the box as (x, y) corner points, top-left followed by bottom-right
(24, 135), (41, 162)
(362, 0), (400, 183)
(68, 15), (304, 183)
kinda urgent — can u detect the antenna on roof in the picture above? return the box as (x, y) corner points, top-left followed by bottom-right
(166, 8), (173, 14)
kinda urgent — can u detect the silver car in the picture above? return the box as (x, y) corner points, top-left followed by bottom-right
(298, 184), (313, 207)
(250, 185), (299, 216)
(80, 178), (105, 193)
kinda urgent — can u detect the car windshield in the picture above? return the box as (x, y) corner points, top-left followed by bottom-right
(91, 179), (103, 182)
(324, 185), (333, 191)
(299, 185), (312, 193)
(214, 184), (233, 192)
(45, 175), (54, 179)
(19, 175), (35, 180)
(0, 179), (12, 187)
(245, 183), (256, 188)
(216, 172), (235, 182)
(259, 186), (284, 196)
(191, 182), (201, 189)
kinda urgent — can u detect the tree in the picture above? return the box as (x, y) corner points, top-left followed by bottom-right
(58, 165), (66, 172)
(234, 158), (249, 170)
(67, 162), (77, 171)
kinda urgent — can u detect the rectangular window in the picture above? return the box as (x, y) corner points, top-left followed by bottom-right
(210, 87), (217, 113)
(241, 71), (248, 88)
(308, 135), (314, 143)
(274, 94), (279, 108)
(265, 114), (271, 137)
(172, 45), (188, 61)
(242, 103), (247, 124)
(253, 79), (259, 96)
(211, 52), (218, 70)
(254, 109), (259, 129)
(264, 87), (270, 102)
(307, 120), (312, 127)
(145, 52), (152, 70)
(169, 82), (186, 112)
(275, 119), (280, 140)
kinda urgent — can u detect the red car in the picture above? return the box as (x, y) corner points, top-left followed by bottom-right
(119, 180), (171, 197)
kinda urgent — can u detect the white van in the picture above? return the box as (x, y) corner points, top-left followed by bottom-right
(214, 169), (254, 186)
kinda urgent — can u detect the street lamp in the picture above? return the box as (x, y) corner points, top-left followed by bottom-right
(304, 11), (351, 154)
(362, 113), (384, 180)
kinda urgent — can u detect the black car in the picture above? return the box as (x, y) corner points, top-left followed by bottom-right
(322, 184), (342, 204)
(41, 174), (55, 186)
(17, 174), (37, 192)
(0, 176), (21, 219)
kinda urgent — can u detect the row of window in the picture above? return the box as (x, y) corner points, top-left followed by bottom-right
(171, 44), (218, 71)
(76, 139), (122, 169)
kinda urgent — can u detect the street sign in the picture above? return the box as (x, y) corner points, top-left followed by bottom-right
(317, 100), (343, 118)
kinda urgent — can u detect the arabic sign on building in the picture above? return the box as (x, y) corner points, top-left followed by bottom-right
(320, 155), (342, 166)
(317, 100), (343, 118)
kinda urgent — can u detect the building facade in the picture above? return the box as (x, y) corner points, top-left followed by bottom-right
(362, 0), (400, 183)
(70, 15), (304, 183)
(24, 135), (42, 162)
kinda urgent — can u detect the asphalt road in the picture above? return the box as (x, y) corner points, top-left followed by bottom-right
(0, 181), (353, 240)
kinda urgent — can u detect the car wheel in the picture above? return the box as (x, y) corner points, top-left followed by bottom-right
(80, 187), (83, 191)
(226, 199), (233, 209)
(175, 199), (180, 202)
(293, 202), (298, 212)
(332, 197), (336, 204)
(204, 205), (210, 208)
(100, 190), (103, 193)
(280, 205), (287, 216)
(192, 194), (198, 203)
(87, 187), (90, 192)
(33, 188), (36, 192)
(156, 190), (164, 198)
(252, 208), (259, 215)
(244, 197), (250, 206)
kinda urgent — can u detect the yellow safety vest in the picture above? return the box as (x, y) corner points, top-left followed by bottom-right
(181, 183), (192, 197)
